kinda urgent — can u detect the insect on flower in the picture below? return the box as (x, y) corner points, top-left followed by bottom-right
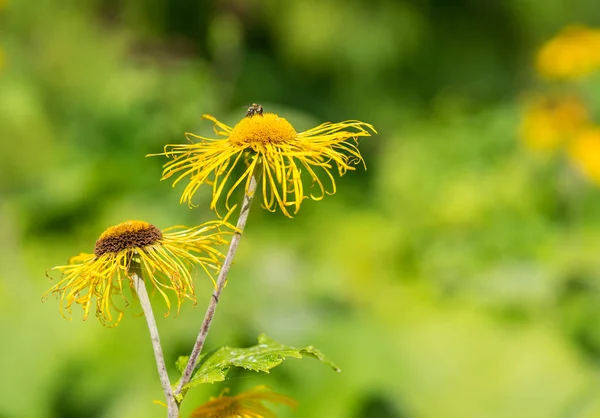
(245, 103), (264, 118)
(152, 104), (377, 217)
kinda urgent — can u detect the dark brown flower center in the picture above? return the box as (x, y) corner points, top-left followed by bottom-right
(94, 221), (162, 257)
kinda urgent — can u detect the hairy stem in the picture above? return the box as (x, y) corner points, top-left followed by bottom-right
(131, 272), (178, 418)
(175, 175), (258, 397)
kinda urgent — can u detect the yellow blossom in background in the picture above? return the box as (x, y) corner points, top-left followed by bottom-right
(44, 220), (232, 326)
(536, 25), (600, 80)
(519, 95), (589, 150)
(153, 107), (376, 218)
(568, 127), (600, 185)
(189, 386), (297, 418)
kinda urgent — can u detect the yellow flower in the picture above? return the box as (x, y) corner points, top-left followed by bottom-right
(189, 386), (297, 418)
(568, 127), (600, 185)
(153, 107), (376, 218)
(519, 95), (589, 150)
(536, 25), (600, 80)
(44, 220), (232, 326)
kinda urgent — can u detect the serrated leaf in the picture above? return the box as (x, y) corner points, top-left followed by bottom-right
(183, 334), (340, 391)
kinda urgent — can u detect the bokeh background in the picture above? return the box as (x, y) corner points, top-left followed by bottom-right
(3, 0), (600, 417)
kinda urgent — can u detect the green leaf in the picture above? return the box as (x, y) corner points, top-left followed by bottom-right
(182, 334), (340, 391)
(175, 355), (189, 374)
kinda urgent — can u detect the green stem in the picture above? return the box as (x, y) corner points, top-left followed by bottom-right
(131, 272), (178, 418)
(175, 175), (258, 398)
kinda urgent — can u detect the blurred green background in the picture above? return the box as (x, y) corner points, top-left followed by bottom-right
(3, 0), (600, 417)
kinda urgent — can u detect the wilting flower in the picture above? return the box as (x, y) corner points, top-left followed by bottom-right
(189, 386), (297, 418)
(153, 106), (376, 217)
(568, 127), (600, 185)
(519, 95), (589, 150)
(536, 25), (600, 80)
(44, 220), (232, 326)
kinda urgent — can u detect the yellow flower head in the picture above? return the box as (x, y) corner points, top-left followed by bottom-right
(153, 106), (376, 217)
(536, 25), (600, 80)
(44, 220), (232, 327)
(189, 385), (297, 418)
(568, 127), (600, 185)
(519, 95), (589, 150)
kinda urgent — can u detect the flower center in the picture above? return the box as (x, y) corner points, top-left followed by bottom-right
(94, 221), (162, 257)
(228, 113), (297, 145)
